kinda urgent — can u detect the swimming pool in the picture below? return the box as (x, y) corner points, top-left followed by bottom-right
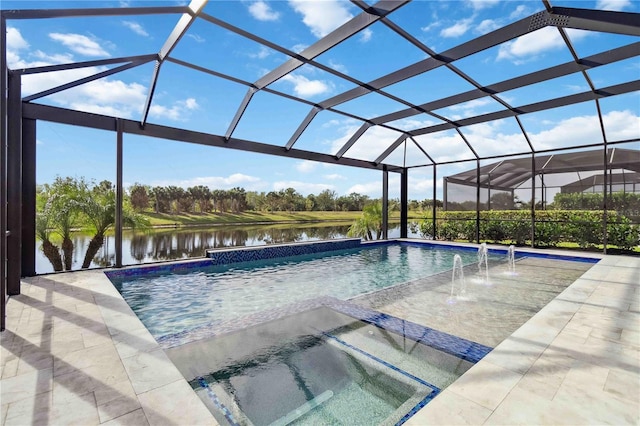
(106, 240), (596, 425)
(108, 243), (497, 340)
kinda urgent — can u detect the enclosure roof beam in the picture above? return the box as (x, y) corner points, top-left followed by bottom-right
(223, 0), (408, 141)
(335, 123), (374, 159)
(551, 6), (640, 36)
(253, 0), (407, 91)
(166, 57), (410, 137)
(368, 42), (639, 125)
(140, 0), (207, 127)
(22, 103), (389, 171)
(410, 137), (436, 165)
(1, 6), (187, 19)
(13, 54), (158, 75)
(319, 11), (558, 109)
(22, 58), (154, 102)
(374, 135), (408, 165)
(410, 80), (640, 137)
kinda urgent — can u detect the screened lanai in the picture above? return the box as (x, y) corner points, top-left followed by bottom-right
(1, 0), (639, 330)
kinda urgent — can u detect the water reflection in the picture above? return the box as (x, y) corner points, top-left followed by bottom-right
(37, 223), (416, 274)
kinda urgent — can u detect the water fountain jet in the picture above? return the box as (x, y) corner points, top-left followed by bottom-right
(448, 254), (466, 304)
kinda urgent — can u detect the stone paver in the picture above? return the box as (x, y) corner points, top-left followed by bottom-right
(1, 245), (639, 425)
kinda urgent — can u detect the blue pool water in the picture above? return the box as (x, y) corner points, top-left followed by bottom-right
(110, 244), (495, 339)
(108, 241), (595, 425)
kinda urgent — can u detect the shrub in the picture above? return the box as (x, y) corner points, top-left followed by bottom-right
(419, 209), (638, 251)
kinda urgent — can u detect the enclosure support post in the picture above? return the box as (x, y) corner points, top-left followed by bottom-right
(21, 118), (36, 277)
(443, 178), (448, 211)
(531, 154), (536, 248)
(1, 16), (7, 331)
(7, 73), (22, 295)
(115, 119), (123, 267)
(382, 166), (388, 240)
(400, 168), (408, 239)
(475, 160), (480, 244)
(432, 165), (437, 240)
(603, 144), (608, 254)
(487, 173), (491, 210)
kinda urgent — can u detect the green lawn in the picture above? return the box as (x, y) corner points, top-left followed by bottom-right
(140, 210), (423, 227)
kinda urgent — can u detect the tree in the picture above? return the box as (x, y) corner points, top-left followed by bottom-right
(129, 183), (150, 211)
(42, 176), (85, 270)
(489, 192), (515, 210)
(36, 206), (63, 272)
(212, 189), (227, 212)
(75, 181), (148, 268)
(347, 200), (398, 240)
(316, 189), (337, 211)
(188, 185), (212, 213)
(150, 186), (171, 213)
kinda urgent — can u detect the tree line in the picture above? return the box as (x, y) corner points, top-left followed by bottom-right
(130, 184), (382, 214)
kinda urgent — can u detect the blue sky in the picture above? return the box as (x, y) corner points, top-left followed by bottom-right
(4, 0), (639, 200)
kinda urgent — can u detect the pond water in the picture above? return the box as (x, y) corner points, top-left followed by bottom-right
(35, 222), (420, 274)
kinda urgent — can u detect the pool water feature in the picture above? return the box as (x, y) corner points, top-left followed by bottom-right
(166, 307), (475, 426)
(109, 244), (493, 339)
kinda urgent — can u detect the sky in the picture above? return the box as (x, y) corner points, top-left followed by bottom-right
(3, 0), (639, 201)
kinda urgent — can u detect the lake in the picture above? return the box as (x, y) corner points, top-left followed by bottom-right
(35, 222), (420, 274)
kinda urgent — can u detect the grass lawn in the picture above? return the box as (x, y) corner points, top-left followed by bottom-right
(141, 210), (424, 227)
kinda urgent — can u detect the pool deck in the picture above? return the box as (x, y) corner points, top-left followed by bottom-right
(1, 243), (639, 425)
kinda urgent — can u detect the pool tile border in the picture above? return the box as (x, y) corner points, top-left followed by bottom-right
(105, 238), (362, 280)
(206, 238), (361, 264)
(105, 238), (599, 282)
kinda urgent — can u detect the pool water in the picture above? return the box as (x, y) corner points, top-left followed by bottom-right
(109, 241), (596, 425)
(111, 244), (491, 339)
(166, 307), (472, 426)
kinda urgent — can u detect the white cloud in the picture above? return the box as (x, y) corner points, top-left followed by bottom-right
(467, 0), (501, 10)
(324, 173), (345, 180)
(122, 21), (149, 37)
(149, 98), (199, 121)
(273, 180), (335, 195)
(509, 5), (529, 19)
(49, 33), (110, 57)
(153, 173), (264, 190)
(187, 34), (206, 43)
(328, 59), (347, 74)
(497, 27), (588, 62)
(184, 98), (199, 110)
(440, 18), (473, 38)
(33, 50), (74, 64)
(596, 0), (632, 11)
(359, 28), (373, 43)
(249, 1), (281, 21)
(421, 22), (441, 33)
(601, 110), (640, 140)
(296, 160), (318, 173)
(291, 43), (308, 53)
(11, 29), (198, 122)
(249, 46), (272, 59)
(289, 0), (353, 38)
(329, 124), (405, 162)
(347, 181), (379, 195)
(281, 74), (332, 97)
(476, 19), (499, 34)
(7, 27), (29, 50)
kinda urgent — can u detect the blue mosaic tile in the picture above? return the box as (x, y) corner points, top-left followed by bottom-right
(400, 240), (599, 263)
(105, 258), (215, 280)
(396, 393), (439, 426)
(196, 377), (240, 426)
(327, 298), (492, 364)
(206, 238), (361, 265)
